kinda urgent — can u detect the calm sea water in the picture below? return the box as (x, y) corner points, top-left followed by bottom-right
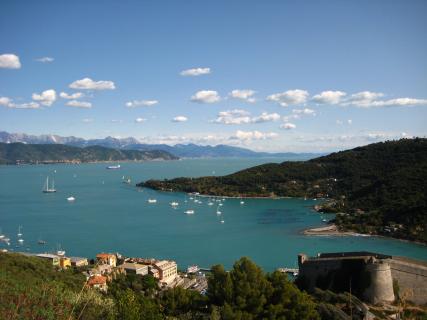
(0, 158), (426, 271)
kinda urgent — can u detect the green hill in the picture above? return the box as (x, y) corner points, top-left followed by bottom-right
(139, 138), (427, 242)
(0, 142), (178, 164)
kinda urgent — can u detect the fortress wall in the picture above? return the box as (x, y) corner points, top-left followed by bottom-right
(389, 258), (427, 305)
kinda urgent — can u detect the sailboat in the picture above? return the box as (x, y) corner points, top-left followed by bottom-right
(17, 226), (23, 237)
(43, 176), (56, 193)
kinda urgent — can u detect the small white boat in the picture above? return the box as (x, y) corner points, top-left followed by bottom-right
(218, 203), (223, 206)
(216, 210), (222, 215)
(187, 265), (200, 273)
(67, 196), (75, 202)
(106, 164), (121, 169)
(57, 250), (66, 256)
(240, 201), (245, 205)
(170, 201), (179, 207)
(185, 210), (195, 215)
(208, 202), (214, 206)
(322, 219), (328, 222)
(18, 238), (24, 243)
(147, 199), (157, 203)
(220, 220), (225, 224)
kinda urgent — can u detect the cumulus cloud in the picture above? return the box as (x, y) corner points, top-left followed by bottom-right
(135, 117), (147, 123)
(191, 90), (221, 103)
(229, 89), (256, 103)
(267, 89), (308, 107)
(60, 92), (84, 99)
(212, 110), (280, 125)
(252, 112), (281, 123)
(32, 89), (57, 106)
(66, 100), (92, 108)
(172, 116), (188, 122)
(180, 67), (211, 76)
(0, 96), (40, 109)
(82, 118), (93, 123)
(292, 108), (316, 116)
(125, 100), (158, 107)
(231, 130), (279, 141)
(361, 98), (427, 108)
(0, 54), (21, 69)
(212, 109), (251, 125)
(347, 119), (352, 125)
(69, 77), (115, 90)
(280, 123), (296, 130)
(312, 91), (346, 104)
(35, 57), (54, 63)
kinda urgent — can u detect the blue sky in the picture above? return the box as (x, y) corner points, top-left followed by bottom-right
(1, 0), (426, 152)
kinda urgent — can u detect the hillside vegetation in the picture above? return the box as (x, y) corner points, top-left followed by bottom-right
(0, 142), (178, 164)
(140, 138), (427, 242)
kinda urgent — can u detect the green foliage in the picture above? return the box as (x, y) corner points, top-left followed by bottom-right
(0, 142), (177, 164)
(141, 138), (427, 242)
(208, 257), (320, 320)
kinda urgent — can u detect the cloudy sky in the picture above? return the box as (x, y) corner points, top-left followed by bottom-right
(0, 0), (426, 152)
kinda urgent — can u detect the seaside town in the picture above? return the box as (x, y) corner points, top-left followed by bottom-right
(16, 250), (208, 294)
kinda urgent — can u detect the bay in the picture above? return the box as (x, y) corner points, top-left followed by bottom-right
(0, 158), (426, 271)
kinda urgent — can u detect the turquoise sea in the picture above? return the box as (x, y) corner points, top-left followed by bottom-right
(0, 158), (426, 271)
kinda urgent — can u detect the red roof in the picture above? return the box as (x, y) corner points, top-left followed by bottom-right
(88, 275), (107, 286)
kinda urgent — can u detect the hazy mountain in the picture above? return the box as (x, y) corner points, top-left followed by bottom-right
(0, 131), (321, 159)
(0, 143), (178, 164)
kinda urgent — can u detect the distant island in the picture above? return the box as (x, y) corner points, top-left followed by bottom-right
(0, 142), (178, 165)
(139, 138), (427, 243)
(0, 131), (321, 159)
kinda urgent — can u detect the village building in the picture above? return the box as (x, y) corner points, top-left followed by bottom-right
(69, 256), (89, 267)
(153, 260), (177, 284)
(87, 275), (108, 292)
(96, 253), (117, 267)
(59, 257), (71, 268)
(36, 253), (60, 266)
(120, 262), (149, 276)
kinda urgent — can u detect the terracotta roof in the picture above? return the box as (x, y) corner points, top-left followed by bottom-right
(96, 253), (115, 259)
(88, 275), (107, 286)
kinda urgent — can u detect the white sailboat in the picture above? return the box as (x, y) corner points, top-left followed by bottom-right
(43, 176), (56, 193)
(17, 226), (23, 237)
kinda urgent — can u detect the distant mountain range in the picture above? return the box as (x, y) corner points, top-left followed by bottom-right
(0, 143), (177, 165)
(0, 131), (321, 159)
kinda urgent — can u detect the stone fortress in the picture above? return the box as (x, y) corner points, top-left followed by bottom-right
(297, 251), (427, 305)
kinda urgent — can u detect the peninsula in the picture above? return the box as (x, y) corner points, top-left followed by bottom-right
(0, 142), (178, 165)
(139, 138), (427, 243)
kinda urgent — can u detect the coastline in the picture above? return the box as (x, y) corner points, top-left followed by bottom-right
(302, 224), (362, 237)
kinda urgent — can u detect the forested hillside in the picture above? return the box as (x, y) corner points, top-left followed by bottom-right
(140, 139), (427, 242)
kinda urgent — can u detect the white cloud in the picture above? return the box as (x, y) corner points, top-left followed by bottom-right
(362, 98), (427, 108)
(60, 92), (84, 99)
(212, 109), (251, 125)
(172, 116), (188, 122)
(35, 57), (54, 63)
(66, 100), (92, 108)
(32, 89), (57, 106)
(280, 123), (296, 130)
(347, 119), (352, 125)
(212, 110), (280, 125)
(180, 67), (211, 76)
(69, 77), (115, 90)
(252, 112), (281, 123)
(191, 90), (221, 103)
(0, 97), (12, 106)
(267, 89), (308, 107)
(135, 117), (147, 123)
(111, 119), (123, 123)
(0, 54), (21, 69)
(292, 108), (316, 116)
(229, 89), (256, 103)
(312, 91), (346, 104)
(231, 130), (279, 141)
(126, 100), (158, 107)
(82, 118), (93, 123)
